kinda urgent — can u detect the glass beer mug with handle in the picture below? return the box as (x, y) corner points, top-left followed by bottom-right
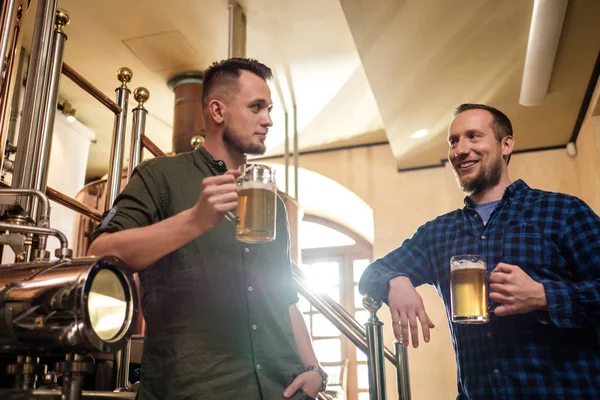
(450, 254), (489, 324)
(228, 164), (277, 244)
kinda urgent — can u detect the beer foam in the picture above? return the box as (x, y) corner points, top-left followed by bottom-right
(450, 259), (486, 271)
(239, 181), (275, 191)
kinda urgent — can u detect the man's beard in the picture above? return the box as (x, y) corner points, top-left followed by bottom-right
(223, 125), (266, 156)
(455, 156), (502, 196)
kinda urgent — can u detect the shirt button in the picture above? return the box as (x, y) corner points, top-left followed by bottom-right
(481, 235), (487, 240)
(248, 286), (253, 292)
(252, 324), (258, 330)
(256, 364), (261, 370)
(487, 332), (492, 338)
(245, 248), (250, 253)
(493, 369), (499, 374)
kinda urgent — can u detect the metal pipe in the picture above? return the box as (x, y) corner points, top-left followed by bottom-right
(45, 186), (102, 222)
(293, 271), (371, 354)
(227, 2), (245, 58)
(292, 262), (397, 363)
(321, 292), (368, 335)
(31, 10), (69, 234)
(0, 221), (68, 256)
(395, 341), (411, 400)
(284, 111), (289, 193)
(128, 87), (149, 180)
(113, 80), (134, 391)
(293, 104), (298, 200)
(0, 188), (50, 227)
(228, 3), (236, 58)
(61, 63), (122, 114)
(11, 0), (57, 209)
(104, 68), (132, 211)
(363, 296), (387, 400)
(519, 0), (569, 106)
(142, 135), (167, 157)
(7, 46), (27, 145)
(292, 268), (396, 366)
(0, 0), (20, 86)
(0, 180), (103, 222)
(0, 0), (23, 176)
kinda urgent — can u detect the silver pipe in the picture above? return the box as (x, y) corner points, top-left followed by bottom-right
(293, 269), (371, 353)
(105, 74), (131, 211)
(114, 84), (137, 390)
(395, 341), (411, 400)
(364, 296), (387, 400)
(228, 3), (237, 58)
(128, 107), (145, 179)
(0, 222), (68, 251)
(284, 111), (289, 194)
(31, 10), (68, 232)
(7, 46), (27, 145)
(0, 0), (19, 83)
(127, 88), (149, 180)
(114, 341), (131, 391)
(293, 104), (298, 200)
(0, 0), (22, 176)
(0, 188), (51, 227)
(11, 0), (57, 209)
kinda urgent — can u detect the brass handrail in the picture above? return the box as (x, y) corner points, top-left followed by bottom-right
(141, 136), (166, 157)
(61, 63), (121, 114)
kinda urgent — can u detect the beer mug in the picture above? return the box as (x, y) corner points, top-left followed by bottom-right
(450, 255), (489, 324)
(234, 164), (277, 243)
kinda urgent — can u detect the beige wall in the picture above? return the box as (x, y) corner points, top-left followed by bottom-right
(272, 83), (600, 399)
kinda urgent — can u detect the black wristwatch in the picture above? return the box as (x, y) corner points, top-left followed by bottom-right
(306, 365), (328, 392)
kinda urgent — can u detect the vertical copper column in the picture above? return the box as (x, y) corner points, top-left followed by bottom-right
(167, 72), (206, 154)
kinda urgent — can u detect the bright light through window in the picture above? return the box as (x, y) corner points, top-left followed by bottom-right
(353, 259), (370, 283)
(300, 221), (356, 249)
(313, 338), (342, 362)
(300, 262), (339, 294)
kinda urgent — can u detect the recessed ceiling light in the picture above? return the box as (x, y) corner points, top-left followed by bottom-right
(410, 129), (429, 139)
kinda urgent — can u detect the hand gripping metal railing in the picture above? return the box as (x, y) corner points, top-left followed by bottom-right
(292, 262), (411, 400)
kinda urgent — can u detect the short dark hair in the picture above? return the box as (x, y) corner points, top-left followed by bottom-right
(202, 58), (272, 109)
(452, 103), (513, 141)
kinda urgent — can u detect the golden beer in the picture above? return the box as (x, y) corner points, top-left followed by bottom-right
(235, 164), (277, 243)
(450, 255), (488, 324)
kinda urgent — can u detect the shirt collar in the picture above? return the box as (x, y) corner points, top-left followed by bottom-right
(195, 147), (228, 174)
(463, 179), (529, 208)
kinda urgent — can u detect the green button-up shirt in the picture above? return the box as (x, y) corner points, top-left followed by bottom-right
(93, 148), (307, 400)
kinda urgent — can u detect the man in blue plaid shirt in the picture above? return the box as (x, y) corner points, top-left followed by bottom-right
(359, 104), (600, 399)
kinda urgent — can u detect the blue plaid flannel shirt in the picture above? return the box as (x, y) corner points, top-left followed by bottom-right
(359, 180), (600, 399)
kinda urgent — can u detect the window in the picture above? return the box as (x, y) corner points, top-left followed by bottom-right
(299, 216), (372, 400)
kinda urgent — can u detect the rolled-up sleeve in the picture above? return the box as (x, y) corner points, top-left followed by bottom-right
(91, 163), (164, 241)
(359, 222), (434, 303)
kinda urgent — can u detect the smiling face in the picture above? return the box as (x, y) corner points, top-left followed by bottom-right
(447, 109), (512, 196)
(222, 70), (273, 156)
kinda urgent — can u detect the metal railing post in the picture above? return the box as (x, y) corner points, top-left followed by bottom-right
(11, 0), (57, 214)
(127, 87), (149, 180)
(30, 10), (69, 248)
(394, 341), (411, 400)
(363, 295), (387, 400)
(104, 68), (131, 211)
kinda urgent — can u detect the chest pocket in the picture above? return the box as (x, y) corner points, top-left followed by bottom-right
(501, 223), (569, 282)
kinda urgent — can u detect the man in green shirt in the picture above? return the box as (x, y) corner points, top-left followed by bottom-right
(88, 58), (325, 400)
